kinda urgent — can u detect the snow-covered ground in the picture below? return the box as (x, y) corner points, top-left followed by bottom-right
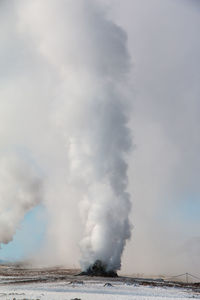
(0, 280), (199, 300)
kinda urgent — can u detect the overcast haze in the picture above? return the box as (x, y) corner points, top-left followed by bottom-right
(0, 0), (200, 276)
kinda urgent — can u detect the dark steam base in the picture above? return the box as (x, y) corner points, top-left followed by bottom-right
(79, 260), (118, 277)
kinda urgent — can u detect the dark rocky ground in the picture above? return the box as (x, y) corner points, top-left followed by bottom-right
(0, 263), (199, 295)
(78, 260), (118, 277)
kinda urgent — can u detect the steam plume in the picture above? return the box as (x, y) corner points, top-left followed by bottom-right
(0, 153), (42, 247)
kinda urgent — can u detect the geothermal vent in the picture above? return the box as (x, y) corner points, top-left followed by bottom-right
(79, 260), (118, 277)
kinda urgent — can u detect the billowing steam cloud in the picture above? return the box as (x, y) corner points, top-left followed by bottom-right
(76, 88), (132, 271)
(1, 0), (132, 271)
(0, 153), (42, 247)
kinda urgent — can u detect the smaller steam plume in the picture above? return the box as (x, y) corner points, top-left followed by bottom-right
(0, 153), (43, 248)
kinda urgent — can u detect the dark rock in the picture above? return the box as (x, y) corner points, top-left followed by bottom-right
(104, 282), (113, 287)
(79, 260), (118, 277)
(69, 280), (84, 285)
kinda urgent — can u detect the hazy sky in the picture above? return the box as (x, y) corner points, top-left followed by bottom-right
(110, 0), (200, 275)
(0, 0), (200, 276)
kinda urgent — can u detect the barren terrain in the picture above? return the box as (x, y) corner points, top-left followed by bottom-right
(0, 264), (199, 299)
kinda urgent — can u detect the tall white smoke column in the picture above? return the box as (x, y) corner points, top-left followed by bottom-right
(77, 83), (132, 271)
(57, 0), (132, 271)
(0, 153), (43, 247)
(17, 0), (132, 270)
